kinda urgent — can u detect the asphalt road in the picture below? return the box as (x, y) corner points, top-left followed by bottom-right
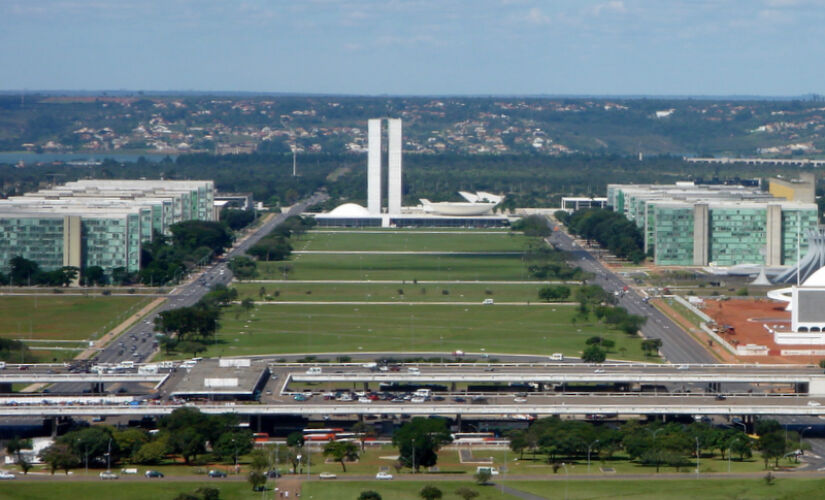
(51, 193), (326, 393)
(547, 228), (717, 364)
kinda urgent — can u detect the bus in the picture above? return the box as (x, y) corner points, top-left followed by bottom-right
(303, 428), (345, 442)
(451, 432), (496, 443)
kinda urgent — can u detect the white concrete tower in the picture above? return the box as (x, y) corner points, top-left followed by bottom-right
(367, 118), (382, 215)
(387, 118), (403, 215)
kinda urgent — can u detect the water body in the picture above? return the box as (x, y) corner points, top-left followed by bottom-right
(0, 152), (177, 165)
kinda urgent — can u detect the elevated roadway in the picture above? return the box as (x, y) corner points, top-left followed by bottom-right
(281, 363), (825, 393)
(3, 394), (825, 418)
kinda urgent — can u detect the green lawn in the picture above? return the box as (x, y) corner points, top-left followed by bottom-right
(196, 303), (648, 360)
(0, 295), (151, 341)
(506, 478), (825, 499)
(294, 231), (533, 252)
(303, 480), (522, 499)
(0, 481), (261, 500)
(233, 283), (570, 303)
(258, 253), (534, 281)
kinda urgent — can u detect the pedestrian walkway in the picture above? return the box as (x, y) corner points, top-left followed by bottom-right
(498, 484), (548, 499)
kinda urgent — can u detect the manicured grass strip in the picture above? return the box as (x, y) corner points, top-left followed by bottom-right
(296, 231), (533, 252)
(258, 253), (534, 281)
(506, 478), (825, 500)
(0, 296), (151, 341)
(234, 282), (567, 303)
(0, 481), (259, 500)
(303, 480), (522, 500)
(203, 303), (648, 360)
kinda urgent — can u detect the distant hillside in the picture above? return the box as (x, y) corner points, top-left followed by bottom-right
(0, 94), (823, 158)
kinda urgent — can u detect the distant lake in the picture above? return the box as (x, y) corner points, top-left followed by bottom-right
(0, 152), (177, 165)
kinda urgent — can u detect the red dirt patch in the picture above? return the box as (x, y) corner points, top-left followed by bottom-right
(699, 298), (821, 364)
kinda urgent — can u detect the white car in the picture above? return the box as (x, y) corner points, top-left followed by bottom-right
(808, 401), (821, 407)
(358, 397), (372, 404)
(0, 471), (16, 480)
(407, 367), (421, 375)
(375, 472), (393, 480)
(410, 396), (427, 403)
(319, 472), (337, 479)
(514, 397), (528, 403)
(99, 471), (119, 480)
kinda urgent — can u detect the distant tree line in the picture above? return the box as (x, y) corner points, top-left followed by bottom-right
(247, 216), (315, 263)
(557, 209), (645, 264)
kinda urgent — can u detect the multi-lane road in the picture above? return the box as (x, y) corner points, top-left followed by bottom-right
(547, 226), (717, 364)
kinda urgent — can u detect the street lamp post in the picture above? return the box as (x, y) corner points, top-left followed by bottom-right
(695, 437), (700, 478)
(412, 437), (416, 474)
(800, 426), (812, 460)
(587, 439), (599, 474)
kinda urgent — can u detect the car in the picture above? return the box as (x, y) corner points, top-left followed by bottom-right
(410, 396), (426, 403)
(594, 369), (605, 374)
(208, 469), (227, 478)
(453, 397), (467, 403)
(482, 298), (494, 305)
(375, 472), (393, 480)
(715, 394), (726, 401)
(145, 470), (164, 478)
(358, 397), (372, 403)
(677, 365), (689, 370)
(407, 367), (420, 374)
(99, 471), (119, 480)
(266, 470), (282, 478)
(808, 401), (822, 407)
(319, 472), (337, 479)
(0, 471), (16, 480)
(484, 366), (495, 372)
(514, 397), (528, 403)
(293, 394), (308, 401)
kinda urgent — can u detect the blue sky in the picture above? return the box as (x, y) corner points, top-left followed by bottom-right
(1, 0), (823, 96)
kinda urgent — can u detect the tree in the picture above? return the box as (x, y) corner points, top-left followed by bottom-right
(641, 339), (662, 356)
(475, 469), (492, 485)
(455, 487), (480, 500)
(5, 436), (32, 473)
(323, 440), (359, 472)
(82, 265), (106, 286)
(214, 430), (254, 464)
(758, 431), (787, 469)
(420, 485), (443, 500)
(112, 428), (149, 462)
(229, 256), (257, 279)
(9, 256), (39, 286)
(392, 418), (453, 472)
(41, 443), (80, 474)
(538, 285), (571, 302)
(248, 470), (267, 491)
(170, 220), (233, 255)
(358, 491), (382, 500)
(133, 439), (168, 465)
(582, 345), (606, 363)
(60, 426), (114, 466)
(351, 421), (375, 452)
(177, 340), (207, 357)
(241, 297), (255, 314)
(508, 430), (529, 459)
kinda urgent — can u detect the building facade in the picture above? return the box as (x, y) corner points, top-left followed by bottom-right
(607, 182), (818, 267)
(0, 180), (215, 276)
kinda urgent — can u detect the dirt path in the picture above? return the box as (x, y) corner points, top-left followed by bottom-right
(75, 297), (166, 360)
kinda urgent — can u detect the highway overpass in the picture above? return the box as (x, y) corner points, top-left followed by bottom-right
(3, 394), (825, 418)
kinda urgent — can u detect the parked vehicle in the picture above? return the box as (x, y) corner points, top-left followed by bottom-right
(375, 471), (393, 480)
(145, 470), (164, 478)
(319, 472), (337, 479)
(208, 469), (227, 478)
(99, 471), (119, 480)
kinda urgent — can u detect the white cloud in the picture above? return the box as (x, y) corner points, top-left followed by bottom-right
(590, 0), (626, 16)
(524, 7), (551, 25)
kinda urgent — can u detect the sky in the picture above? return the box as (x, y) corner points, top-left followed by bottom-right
(1, 0), (823, 96)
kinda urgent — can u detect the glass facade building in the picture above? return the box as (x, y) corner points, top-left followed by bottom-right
(0, 180), (215, 277)
(608, 182), (819, 267)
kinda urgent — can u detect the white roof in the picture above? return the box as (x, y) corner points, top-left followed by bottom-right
(327, 203), (371, 217)
(803, 267), (825, 287)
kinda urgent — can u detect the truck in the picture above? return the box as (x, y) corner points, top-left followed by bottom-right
(549, 353), (564, 361)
